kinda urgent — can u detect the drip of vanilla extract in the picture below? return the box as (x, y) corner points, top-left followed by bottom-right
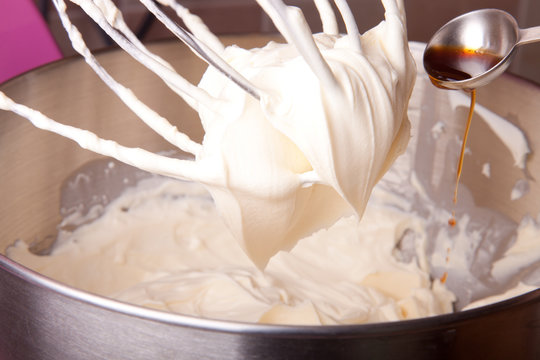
(448, 89), (476, 226)
(424, 45), (490, 227)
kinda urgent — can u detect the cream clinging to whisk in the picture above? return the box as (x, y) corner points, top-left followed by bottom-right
(0, 0), (415, 267)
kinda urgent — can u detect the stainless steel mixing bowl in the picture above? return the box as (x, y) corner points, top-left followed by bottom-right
(1, 36), (539, 359)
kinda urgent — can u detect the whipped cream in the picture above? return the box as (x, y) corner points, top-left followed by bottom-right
(196, 20), (415, 267)
(7, 177), (455, 325)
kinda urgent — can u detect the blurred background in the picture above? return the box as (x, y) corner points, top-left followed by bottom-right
(3, 0), (540, 83)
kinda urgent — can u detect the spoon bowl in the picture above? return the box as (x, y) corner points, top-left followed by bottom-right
(423, 9), (540, 90)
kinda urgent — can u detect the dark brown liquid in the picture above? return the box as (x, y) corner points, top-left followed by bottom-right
(448, 89), (476, 227)
(440, 271), (448, 284)
(424, 45), (502, 84)
(425, 46), (482, 227)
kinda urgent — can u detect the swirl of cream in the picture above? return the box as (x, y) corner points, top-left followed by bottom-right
(197, 0), (416, 268)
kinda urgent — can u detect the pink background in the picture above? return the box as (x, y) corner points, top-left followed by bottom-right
(0, 0), (62, 83)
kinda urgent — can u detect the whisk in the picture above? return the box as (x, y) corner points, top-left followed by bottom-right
(2, 0), (366, 184)
(0, 0), (413, 267)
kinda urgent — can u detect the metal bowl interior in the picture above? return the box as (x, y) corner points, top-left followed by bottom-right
(1, 36), (539, 359)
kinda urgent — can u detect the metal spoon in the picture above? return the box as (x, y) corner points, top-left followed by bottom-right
(423, 9), (540, 90)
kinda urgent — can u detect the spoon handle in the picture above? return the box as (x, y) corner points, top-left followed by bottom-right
(518, 26), (540, 45)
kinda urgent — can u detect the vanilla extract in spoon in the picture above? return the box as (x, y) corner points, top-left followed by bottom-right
(423, 45), (503, 85)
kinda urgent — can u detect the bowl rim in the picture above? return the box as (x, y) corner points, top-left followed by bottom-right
(1, 252), (539, 336)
